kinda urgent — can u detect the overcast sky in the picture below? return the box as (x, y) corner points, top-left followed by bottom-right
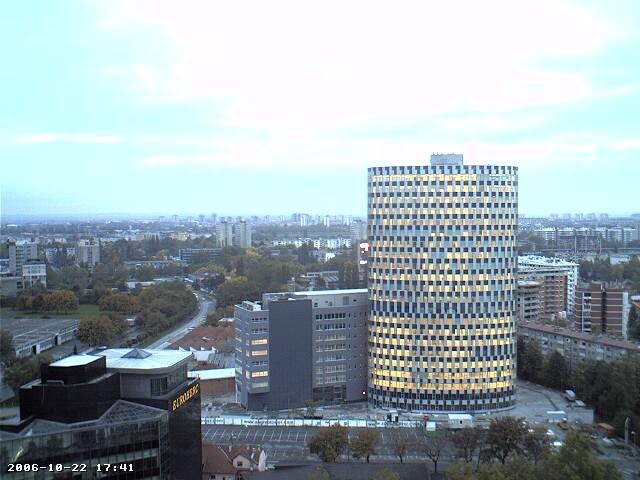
(1, 0), (639, 218)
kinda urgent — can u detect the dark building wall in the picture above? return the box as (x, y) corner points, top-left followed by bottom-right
(20, 372), (120, 423)
(248, 299), (313, 410)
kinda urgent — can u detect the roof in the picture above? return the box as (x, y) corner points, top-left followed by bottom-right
(292, 288), (367, 296)
(243, 463), (433, 480)
(518, 321), (640, 352)
(202, 443), (262, 475)
(188, 368), (235, 380)
(0, 400), (166, 440)
(448, 414), (472, 420)
(2, 317), (79, 350)
(93, 348), (192, 372)
(518, 255), (579, 267)
(50, 355), (100, 367)
(170, 325), (235, 352)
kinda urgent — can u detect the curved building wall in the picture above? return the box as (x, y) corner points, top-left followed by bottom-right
(367, 161), (518, 412)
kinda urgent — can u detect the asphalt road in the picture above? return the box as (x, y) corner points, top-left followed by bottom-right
(147, 293), (214, 349)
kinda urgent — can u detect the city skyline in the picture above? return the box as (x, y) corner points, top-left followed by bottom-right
(2, 1), (640, 218)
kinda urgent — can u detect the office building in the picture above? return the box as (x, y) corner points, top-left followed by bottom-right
(575, 282), (631, 339)
(0, 355), (171, 478)
(93, 348), (202, 479)
(234, 289), (368, 410)
(76, 239), (100, 269)
(7, 240), (38, 275)
(368, 154), (518, 412)
(518, 255), (579, 318)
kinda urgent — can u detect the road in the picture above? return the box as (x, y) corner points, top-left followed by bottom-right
(147, 293), (214, 349)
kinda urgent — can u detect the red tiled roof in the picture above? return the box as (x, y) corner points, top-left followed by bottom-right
(170, 325), (234, 351)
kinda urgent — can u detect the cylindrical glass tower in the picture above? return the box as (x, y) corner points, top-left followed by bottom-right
(367, 154), (517, 412)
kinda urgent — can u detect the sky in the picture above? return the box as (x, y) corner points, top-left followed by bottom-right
(1, 0), (639, 219)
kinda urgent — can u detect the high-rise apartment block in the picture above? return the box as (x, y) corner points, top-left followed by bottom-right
(234, 289), (368, 411)
(216, 221), (252, 248)
(76, 239), (100, 269)
(516, 280), (542, 322)
(368, 154), (518, 412)
(575, 282), (631, 339)
(518, 255), (579, 319)
(7, 240), (38, 275)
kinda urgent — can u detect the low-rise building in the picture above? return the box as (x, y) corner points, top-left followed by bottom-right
(202, 444), (266, 480)
(518, 321), (640, 371)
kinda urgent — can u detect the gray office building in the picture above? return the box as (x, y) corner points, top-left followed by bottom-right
(234, 289), (368, 411)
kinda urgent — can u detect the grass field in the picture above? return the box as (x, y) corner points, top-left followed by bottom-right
(3, 303), (101, 320)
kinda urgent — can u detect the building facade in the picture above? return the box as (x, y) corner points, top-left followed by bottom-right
(575, 282), (631, 339)
(7, 240), (38, 276)
(234, 289), (368, 410)
(518, 321), (640, 371)
(76, 239), (100, 269)
(518, 255), (579, 318)
(368, 154), (518, 412)
(216, 221), (252, 248)
(516, 280), (542, 323)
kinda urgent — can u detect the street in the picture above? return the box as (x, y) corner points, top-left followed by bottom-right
(147, 293), (214, 349)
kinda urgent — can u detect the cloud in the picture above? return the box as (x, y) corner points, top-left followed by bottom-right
(97, 0), (630, 129)
(14, 133), (121, 144)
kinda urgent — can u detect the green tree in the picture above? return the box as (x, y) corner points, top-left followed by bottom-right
(350, 428), (379, 463)
(522, 425), (551, 465)
(628, 305), (640, 340)
(542, 431), (623, 480)
(307, 466), (330, 480)
(371, 468), (400, 480)
(541, 351), (568, 390)
(447, 461), (474, 480)
(308, 424), (349, 462)
(216, 276), (260, 308)
(487, 416), (527, 464)
(518, 338), (543, 383)
(0, 329), (16, 365)
(4, 353), (52, 391)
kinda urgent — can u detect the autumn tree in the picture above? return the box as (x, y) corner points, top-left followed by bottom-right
(487, 416), (527, 464)
(307, 466), (330, 480)
(308, 424), (349, 462)
(452, 427), (483, 464)
(350, 428), (379, 463)
(522, 425), (551, 465)
(372, 468), (400, 480)
(389, 429), (412, 463)
(420, 429), (449, 474)
(77, 315), (117, 346)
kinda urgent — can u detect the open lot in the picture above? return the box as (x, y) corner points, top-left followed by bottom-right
(3, 304), (101, 320)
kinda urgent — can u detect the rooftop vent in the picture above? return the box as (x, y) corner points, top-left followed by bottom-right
(122, 348), (152, 359)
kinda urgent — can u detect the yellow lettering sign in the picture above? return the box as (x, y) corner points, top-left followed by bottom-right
(171, 383), (199, 411)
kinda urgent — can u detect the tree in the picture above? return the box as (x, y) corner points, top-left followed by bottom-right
(45, 289), (79, 313)
(452, 427), (482, 464)
(541, 351), (568, 390)
(308, 424), (349, 462)
(628, 305), (640, 340)
(522, 425), (551, 465)
(447, 461), (474, 480)
(215, 276), (260, 308)
(420, 429), (448, 473)
(350, 428), (379, 463)
(542, 431), (623, 480)
(76, 315), (116, 346)
(4, 353), (52, 391)
(305, 400), (318, 419)
(487, 416), (527, 464)
(371, 468), (400, 480)
(205, 305), (235, 326)
(0, 329), (15, 365)
(307, 466), (330, 480)
(389, 429), (412, 464)
(98, 293), (140, 314)
(519, 338), (543, 383)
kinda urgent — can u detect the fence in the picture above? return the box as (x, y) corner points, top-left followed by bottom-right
(201, 416), (436, 430)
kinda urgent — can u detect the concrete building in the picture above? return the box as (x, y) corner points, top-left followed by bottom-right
(21, 261), (47, 289)
(575, 282), (631, 339)
(216, 221), (252, 248)
(518, 255), (579, 318)
(517, 280), (542, 322)
(2, 317), (78, 358)
(518, 321), (640, 371)
(234, 289), (368, 411)
(76, 239), (100, 269)
(7, 240), (38, 275)
(368, 154), (518, 412)
(178, 247), (220, 264)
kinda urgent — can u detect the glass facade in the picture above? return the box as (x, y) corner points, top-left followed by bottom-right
(367, 159), (518, 412)
(0, 401), (169, 479)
